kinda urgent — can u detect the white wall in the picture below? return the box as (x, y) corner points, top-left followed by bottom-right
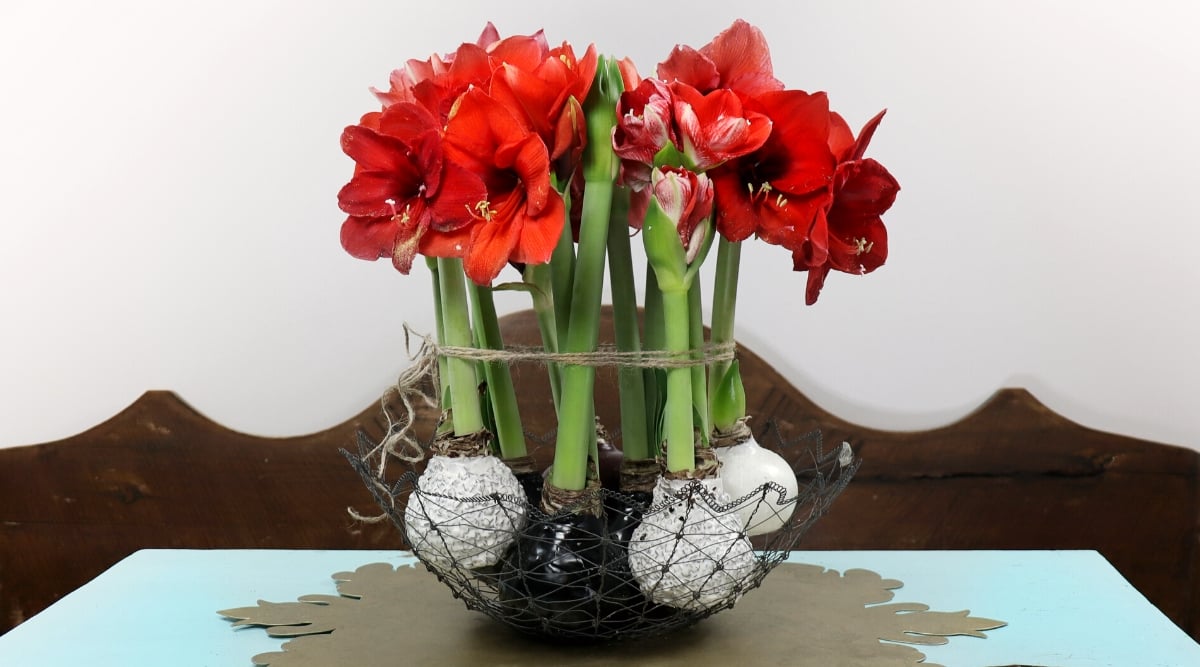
(1, 0), (1197, 450)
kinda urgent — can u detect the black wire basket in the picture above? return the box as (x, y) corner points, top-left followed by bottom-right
(344, 426), (857, 642)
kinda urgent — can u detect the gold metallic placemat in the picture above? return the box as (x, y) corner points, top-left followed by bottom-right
(221, 562), (1005, 666)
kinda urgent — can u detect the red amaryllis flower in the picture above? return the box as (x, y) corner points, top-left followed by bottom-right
(372, 38), (495, 118)
(651, 167), (714, 264)
(614, 79), (771, 226)
(709, 89), (835, 245)
(793, 110), (900, 305)
(670, 83), (772, 171)
(338, 103), (487, 274)
(656, 19), (783, 98)
(442, 88), (566, 285)
(489, 40), (598, 178)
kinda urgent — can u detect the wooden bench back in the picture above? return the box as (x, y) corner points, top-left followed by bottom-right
(2, 308), (1196, 638)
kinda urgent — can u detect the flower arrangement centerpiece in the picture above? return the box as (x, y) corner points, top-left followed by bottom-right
(340, 19), (898, 641)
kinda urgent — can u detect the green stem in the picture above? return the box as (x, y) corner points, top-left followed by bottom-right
(550, 204), (576, 349)
(468, 282), (526, 458)
(606, 186), (651, 461)
(550, 179), (613, 491)
(688, 277), (710, 446)
(709, 238), (744, 428)
(522, 262), (562, 411)
(550, 56), (621, 492)
(661, 287), (695, 472)
(642, 266), (664, 457)
(426, 258), (452, 434)
(436, 257), (484, 436)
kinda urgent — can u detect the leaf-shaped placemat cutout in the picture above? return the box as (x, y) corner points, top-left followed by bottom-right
(220, 561), (1006, 666)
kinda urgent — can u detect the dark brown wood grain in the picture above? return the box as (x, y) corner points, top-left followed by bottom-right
(1, 308), (1197, 640)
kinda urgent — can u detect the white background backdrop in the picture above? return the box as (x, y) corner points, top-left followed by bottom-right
(1, 0), (1197, 450)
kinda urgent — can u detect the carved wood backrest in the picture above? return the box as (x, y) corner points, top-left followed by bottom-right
(1, 308), (1196, 638)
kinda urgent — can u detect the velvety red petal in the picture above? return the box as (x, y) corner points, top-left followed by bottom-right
(831, 158), (900, 221)
(673, 85), (771, 169)
(511, 193), (565, 265)
(376, 102), (440, 143)
(851, 109), (888, 161)
(754, 91), (834, 194)
(699, 19), (783, 96)
(711, 168), (757, 242)
(656, 45), (720, 91)
(337, 170), (420, 217)
(491, 63), (559, 141)
(487, 35), (546, 72)
(340, 125), (410, 172)
(498, 134), (552, 215)
(802, 265), (830, 305)
(828, 218), (888, 274)
(755, 190), (828, 252)
(340, 215), (395, 261)
(463, 208), (522, 285)
(389, 207), (428, 275)
(475, 22), (501, 48)
(428, 161), (488, 229)
(418, 222), (471, 259)
(827, 112), (856, 162)
(617, 57), (642, 92)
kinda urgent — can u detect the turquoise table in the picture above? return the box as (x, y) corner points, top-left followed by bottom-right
(1, 549), (1197, 666)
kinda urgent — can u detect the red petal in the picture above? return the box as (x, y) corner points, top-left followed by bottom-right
(340, 215), (395, 261)
(656, 45), (720, 91)
(487, 34), (547, 72)
(463, 210), (522, 285)
(511, 193), (565, 265)
(617, 57), (642, 92)
(428, 161), (488, 229)
(673, 85), (771, 169)
(699, 20), (783, 96)
(851, 109), (888, 161)
(499, 134), (552, 215)
(340, 125), (410, 172)
(802, 265), (830, 305)
(475, 22), (501, 48)
(831, 159), (900, 222)
(376, 102), (440, 142)
(711, 167), (758, 242)
(754, 91), (834, 194)
(337, 170), (420, 217)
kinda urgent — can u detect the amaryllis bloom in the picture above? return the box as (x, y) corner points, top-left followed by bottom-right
(338, 103), (487, 274)
(642, 167), (714, 280)
(490, 40), (598, 174)
(442, 88), (566, 285)
(372, 25), (597, 180)
(794, 110), (900, 305)
(670, 83), (772, 171)
(709, 90), (835, 245)
(656, 19), (783, 98)
(614, 80), (770, 226)
(653, 167), (714, 264)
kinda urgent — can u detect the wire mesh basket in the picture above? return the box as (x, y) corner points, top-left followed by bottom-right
(345, 426), (857, 641)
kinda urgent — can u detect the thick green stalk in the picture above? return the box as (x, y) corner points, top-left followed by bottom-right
(606, 186), (650, 461)
(550, 179), (613, 491)
(549, 56), (621, 492)
(688, 277), (710, 445)
(522, 262), (562, 411)
(550, 204), (577, 349)
(468, 282), (527, 459)
(425, 258), (452, 433)
(709, 238), (744, 429)
(642, 266), (664, 456)
(660, 287), (695, 472)
(436, 257), (484, 436)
